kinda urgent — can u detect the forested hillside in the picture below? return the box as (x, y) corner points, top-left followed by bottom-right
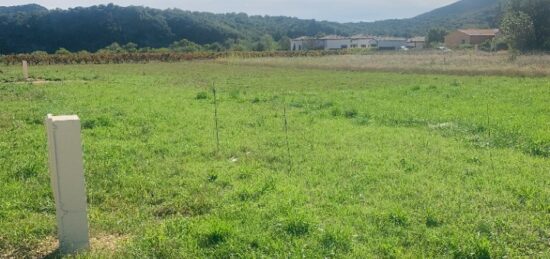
(0, 1), (501, 54)
(348, 0), (501, 36)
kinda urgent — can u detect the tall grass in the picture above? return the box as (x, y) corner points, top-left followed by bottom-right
(219, 51), (550, 77)
(0, 61), (548, 257)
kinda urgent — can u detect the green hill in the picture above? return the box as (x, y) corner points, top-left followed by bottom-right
(346, 0), (501, 36)
(0, 0), (502, 54)
(0, 4), (47, 14)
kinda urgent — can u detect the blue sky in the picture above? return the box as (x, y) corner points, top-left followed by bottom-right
(0, 0), (457, 22)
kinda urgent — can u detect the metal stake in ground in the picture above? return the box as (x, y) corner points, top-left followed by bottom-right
(212, 85), (220, 153)
(22, 60), (29, 80)
(45, 114), (90, 254)
(283, 106), (292, 173)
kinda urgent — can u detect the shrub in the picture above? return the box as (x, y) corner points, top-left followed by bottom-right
(344, 109), (358, 118)
(195, 91), (208, 100)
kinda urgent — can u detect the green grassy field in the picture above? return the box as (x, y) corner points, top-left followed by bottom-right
(0, 61), (549, 258)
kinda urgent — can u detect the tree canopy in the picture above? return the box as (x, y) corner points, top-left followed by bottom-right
(0, 1), (507, 54)
(500, 0), (550, 51)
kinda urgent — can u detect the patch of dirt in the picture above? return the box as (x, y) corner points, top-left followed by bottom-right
(31, 80), (51, 85)
(428, 122), (457, 129)
(12, 79), (56, 85)
(3, 233), (130, 258)
(89, 233), (130, 252)
(33, 236), (58, 258)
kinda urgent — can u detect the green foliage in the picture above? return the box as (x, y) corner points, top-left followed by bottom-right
(1, 60), (549, 257)
(169, 39), (202, 52)
(426, 28), (448, 46)
(253, 35), (278, 51)
(99, 43), (124, 53)
(30, 51), (48, 55)
(459, 43), (474, 50)
(54, 48), (71, 55)
(501, 0), (550, 51)
(195, 91), (209, 100)
(0, 1), (503, 54)
(500, 11), (535, 51)
(479, 38), (508, 52)
(277, 36), (291, 51)
(203, 42), (225, 52)
(122, 42), (139, 53)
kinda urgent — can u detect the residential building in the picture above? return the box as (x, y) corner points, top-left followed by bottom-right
(444, 29), (500, 48)
(290, 35), (410, 51)
(376, 37), (408, 50)
(407, 37), (426, 49)
(321, 35), (354, 50)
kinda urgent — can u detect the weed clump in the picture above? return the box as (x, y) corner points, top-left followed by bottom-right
(13, 163), (40, 180)
(198, 221), (232, 248)
(425, 215), (442, 228)
(195, 91), (208, 100)
(321, 231), (351, 254)
(344, 109), (358, 118)
(330, 108), (342, 117)
(388, 211), (409, 227)
(82, 116), (112, 129)
(285, 218), (310, 236)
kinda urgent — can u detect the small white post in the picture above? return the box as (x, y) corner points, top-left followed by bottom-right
(45, 114), (89, 254)
(22, 60), (29, 80)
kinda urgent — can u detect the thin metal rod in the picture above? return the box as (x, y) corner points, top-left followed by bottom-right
(213, 84), (220, 153)
(283, 106), (292, 173)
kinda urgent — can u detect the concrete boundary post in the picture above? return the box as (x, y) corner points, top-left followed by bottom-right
(45, 114), (90, 254)
(22, 60), (29, 80)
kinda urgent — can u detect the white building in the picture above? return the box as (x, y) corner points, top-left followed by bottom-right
(375, 37), (408, 50)
(321, 35), (353, 50)
(407, 37), (426, 49)
(290, 35), (411, 51)
(290, 36), (327, 51)
(350, 34), (378, 49)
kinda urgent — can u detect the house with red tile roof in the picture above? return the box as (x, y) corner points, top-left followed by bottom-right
(444, 29), (500, 48)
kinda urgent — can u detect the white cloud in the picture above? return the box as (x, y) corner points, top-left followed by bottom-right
(0, 0), (458, 22)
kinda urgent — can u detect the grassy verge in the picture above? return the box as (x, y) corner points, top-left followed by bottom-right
(0, 61), (549, 257)
(219, 51), (550, 77)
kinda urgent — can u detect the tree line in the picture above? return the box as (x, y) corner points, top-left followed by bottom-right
(0, 2), (504, 54)
(424, 0), (550, 52)
(499, 0), (550, 51)
(0, 50), (354, 66)
(0, 4), (349, 54)
(1, 1), (548, 54)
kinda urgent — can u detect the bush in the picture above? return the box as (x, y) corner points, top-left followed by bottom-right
(55, 48), (71, 55)
(459, 44), (473, 50)
(195, 91), (208, 100)
(344, 109), (358, 118)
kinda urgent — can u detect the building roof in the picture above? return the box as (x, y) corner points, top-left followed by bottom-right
(408, 37), (426, 42)
(458, 29), (499, 36)
(350, 34), (375, 39)
(320, 35), (348, 40)
(376, 37), (407, 41)
(292, 36), (313, 41)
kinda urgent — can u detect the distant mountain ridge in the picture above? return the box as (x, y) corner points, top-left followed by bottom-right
(0, 4), (47, 14)
(345, 0), (501, 36)
(416, 0), (499, 19)
(0, 0), (502, 54)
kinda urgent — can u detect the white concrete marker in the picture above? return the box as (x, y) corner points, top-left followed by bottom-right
(22, 60), (29, 80)
(45, 114), (90, 254)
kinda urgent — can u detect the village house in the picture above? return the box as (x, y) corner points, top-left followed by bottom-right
(376, 37), (408, 50)
(407, 37), (426, 49)
(290, 35), (413, 51)
(444, 29), (500, 48)
(290, 35), (377, 51)
(321, 35), (355, 50)
(350, 34), (378, 49)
